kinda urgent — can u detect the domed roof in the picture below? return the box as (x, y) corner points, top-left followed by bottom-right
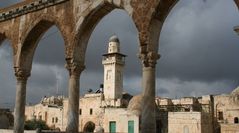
(127, 95), (143, 115)
(109, 35), (120, 43)
(94, 126), (104, 132)
(231, 86), (239, 95)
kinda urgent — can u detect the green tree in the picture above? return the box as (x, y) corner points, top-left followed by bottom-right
(24, 119), (50, 130)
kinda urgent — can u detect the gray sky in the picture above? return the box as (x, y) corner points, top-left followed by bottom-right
(0, 0), (239, 109)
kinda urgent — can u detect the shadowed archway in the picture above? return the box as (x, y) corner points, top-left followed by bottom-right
(14, 16), (69, 132)
(83, 121), (95, 132)
(74, 2), (122, 64)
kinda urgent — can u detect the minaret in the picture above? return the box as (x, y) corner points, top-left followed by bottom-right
(102, 35), (126, 100)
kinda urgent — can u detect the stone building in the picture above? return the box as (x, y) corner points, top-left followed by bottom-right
(25, 36), (138, 133)
(155, 96), (214, 133)
(0, 108), (14, 129)
(25, 96), (64, 130)
(25, 36), (239, 133)
(214, 87), (239, 133)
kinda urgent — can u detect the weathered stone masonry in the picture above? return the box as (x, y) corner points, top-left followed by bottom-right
(1, 0), (239, 133)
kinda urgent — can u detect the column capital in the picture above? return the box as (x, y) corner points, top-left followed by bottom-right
(14, 67), (30, 81)
(65, 58), (85, 77)
(139, 52), (160, 68)
(234, 25), (239, 36)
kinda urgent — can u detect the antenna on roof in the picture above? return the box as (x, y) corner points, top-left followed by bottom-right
(55, 67), (60, 96)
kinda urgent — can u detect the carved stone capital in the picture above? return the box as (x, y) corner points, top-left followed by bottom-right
(14, 67), (30, 81)
(139, 52), (160, 68)
(65, 58), (85, 77)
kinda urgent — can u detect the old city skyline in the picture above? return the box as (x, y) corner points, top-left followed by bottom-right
(0, 0), (239, 109)
(0, 0), (239, 133)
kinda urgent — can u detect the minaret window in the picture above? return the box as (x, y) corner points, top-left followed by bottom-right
(55, 117), (58, 123)
(218, 111), (223, 120)
(103, 35), (125, 100)
(106, 70), (112, 80)
(234, 117), (239, 123)
(90, 108), (93, 115)
(79, 109), (82, 115)
(117, 71), (121, 82)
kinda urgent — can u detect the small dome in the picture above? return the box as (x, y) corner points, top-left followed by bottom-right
(127, 95), (143, 115)
(109, 35), (120, 43)
(232, 86), (239, 95)
(94, 126), (104, 133)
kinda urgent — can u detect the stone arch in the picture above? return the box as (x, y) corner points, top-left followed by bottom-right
(148, 0), (239, 52)
(17, 15), (69, 72)
(83, 121), (95, 132)
(147, 0), (178, 52)
(73, 1), (135, 64)
(234, 0), (239, 9)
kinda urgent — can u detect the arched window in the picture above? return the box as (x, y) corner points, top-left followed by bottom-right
(218, 112), (223, 120)
(83, 121), (95, 132)
(183, 125), (189, 133)
(55, 117), (58, 123)
(234, 117), (239, 124)
(90, 108), (93, 115)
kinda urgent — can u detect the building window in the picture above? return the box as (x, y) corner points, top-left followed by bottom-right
(55, 117), (58, 123)
(90, 108), (93, 115)
(79, 109), (82, 115)
(45, 112), (48, 122)
(52, 118), (54, 123)
(106, 70), (112, 80)
(109, 121), (116, 133)
(183, 125), (189, 133)
(39, 115), (42, 120)
(128, 120), (134, 133)
(234, 117), (239, 124)
(218, 112), (223, 120)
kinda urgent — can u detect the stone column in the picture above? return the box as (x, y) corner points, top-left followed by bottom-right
(65, 60), (85, 133)
(14, 68), (30, 133)
(139, 52), (160, 133)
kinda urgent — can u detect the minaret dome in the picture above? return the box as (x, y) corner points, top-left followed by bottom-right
(108, 35), (120, 53)
(109, 35), (120, 43)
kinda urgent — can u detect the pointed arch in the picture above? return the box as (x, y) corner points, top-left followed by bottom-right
(73, 1), (128, 64)
(148, 0), (178, 52)
(234, 0), (239, 9)
(148, 0), (239, 52)
(17, 14), (70, 72)
(83, 121), (95, 132)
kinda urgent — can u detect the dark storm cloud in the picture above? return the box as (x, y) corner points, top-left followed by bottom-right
(32, 27), (66, 66)
(0, 0), (19, 8)
(0, 44), (16, 108)
(85, 9), (140, 77)
(157, 87), (169, 95)
(158, 0), (239, 83)
(156, 78), (237, 98)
